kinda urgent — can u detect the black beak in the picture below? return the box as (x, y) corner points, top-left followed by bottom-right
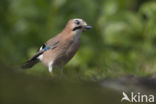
(84, 25), (92, 29)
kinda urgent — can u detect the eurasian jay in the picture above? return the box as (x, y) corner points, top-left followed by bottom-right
(22, 18), (92, 75)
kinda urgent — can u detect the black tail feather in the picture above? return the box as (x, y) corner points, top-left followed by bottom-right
(21, 59), (39, 69)
(21, 51), (44, 69)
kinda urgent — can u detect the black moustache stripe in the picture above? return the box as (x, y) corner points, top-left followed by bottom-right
(72, 26), (82, 31)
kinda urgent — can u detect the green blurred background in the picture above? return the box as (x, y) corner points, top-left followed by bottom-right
(1, 0), (156, 79)
(0, 0), (156, 104)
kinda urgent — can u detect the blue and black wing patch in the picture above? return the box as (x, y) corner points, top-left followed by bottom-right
(36, 42), (58, 58)
(38, 42), (58, 52)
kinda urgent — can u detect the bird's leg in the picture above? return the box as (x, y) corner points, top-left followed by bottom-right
(48, 65), (53, 73)
(48, 61), (54, 76)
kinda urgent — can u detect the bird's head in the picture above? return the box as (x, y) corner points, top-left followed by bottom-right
(64, 18), (92, 33)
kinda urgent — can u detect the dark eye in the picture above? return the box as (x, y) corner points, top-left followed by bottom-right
(75, 20), (80, 25)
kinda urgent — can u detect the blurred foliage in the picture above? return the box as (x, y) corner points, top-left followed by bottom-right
(0, 0), (156, 79)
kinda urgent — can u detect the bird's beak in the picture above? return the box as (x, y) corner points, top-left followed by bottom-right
(84, 25), (92, 30)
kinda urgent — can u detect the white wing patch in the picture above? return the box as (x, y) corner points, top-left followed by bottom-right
(37, 44), (46, 60)
(39, 45), (45, 51)
(39, 47), (43, 51)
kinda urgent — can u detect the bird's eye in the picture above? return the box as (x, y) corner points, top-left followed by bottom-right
(75, 20), (80, 25)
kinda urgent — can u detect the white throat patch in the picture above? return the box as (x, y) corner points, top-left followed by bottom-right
(73, 30), (82, 43)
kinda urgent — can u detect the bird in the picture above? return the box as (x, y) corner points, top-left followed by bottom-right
(21, 18), (92, 75)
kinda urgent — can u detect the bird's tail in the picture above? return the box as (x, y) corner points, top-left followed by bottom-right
(21, 49), (44, 69)
(21, 58), (39, 69)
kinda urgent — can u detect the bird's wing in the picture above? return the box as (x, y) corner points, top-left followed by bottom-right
(45, 35), (60, 47)
(38, 41), (58, 52)
(21, 36), (60, 69)
(23, 35), (60, 62)
(36, 39), (59, 56)
(35, 36), (60, 58)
